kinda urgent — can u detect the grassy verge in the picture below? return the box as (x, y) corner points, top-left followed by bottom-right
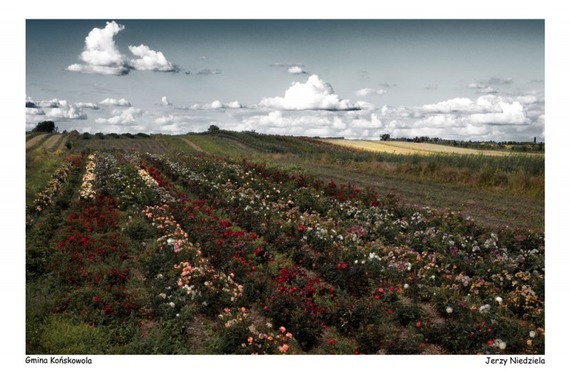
(26, 150), (66, 207)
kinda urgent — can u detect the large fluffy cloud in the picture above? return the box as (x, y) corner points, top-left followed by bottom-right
(128, 44), (176, 72)
(67, 21), (129, 75)
(67, 21), (176, 75)
(259, 75), (362, 111)
(420, 95), (529, 125)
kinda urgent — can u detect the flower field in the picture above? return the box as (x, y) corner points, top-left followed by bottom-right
(26, 148), (545, 355)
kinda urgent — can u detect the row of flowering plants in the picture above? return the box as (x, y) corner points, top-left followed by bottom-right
(140, 151), (544, 354)
(26, 153), (82, 226)
(111, 154), (301, 353)
(49, 153), (138, 325)
(27, 147), (544, 354)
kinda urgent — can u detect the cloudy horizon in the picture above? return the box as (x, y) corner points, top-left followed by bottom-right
(26, 19), (544, 142)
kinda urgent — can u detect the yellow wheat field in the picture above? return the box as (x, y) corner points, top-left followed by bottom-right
(325, 140), (513, 156)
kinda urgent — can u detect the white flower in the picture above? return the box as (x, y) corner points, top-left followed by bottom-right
(479, 304), (491, 314)
(529, 331), (536, 338)
(446, 306), (453, 314)
(403, 283), (409, 289)
(495, 296), (503, 305)
(168, 302), (175, 308)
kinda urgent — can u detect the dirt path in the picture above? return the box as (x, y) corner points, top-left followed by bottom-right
(278, 161), (544, 232)
(180, 137), (206, 153)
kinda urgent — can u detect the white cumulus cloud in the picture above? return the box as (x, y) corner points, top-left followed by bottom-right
(128, 44), (176, 72)
(67, 21), (177, 75)
(259, 75), (360, 111)
(160, 96), (172, 106)
(74, 102), (100, 109)
(287, 65), (306, 75)
(468, 101), (529, 125)
(355, 88), (387, 97)
(25, 98), (88, 129)
(67, 21), (129, 75)
(99, 97), (132, 107)
(95, 107), (143, 125)
(191, 100), (243, 110)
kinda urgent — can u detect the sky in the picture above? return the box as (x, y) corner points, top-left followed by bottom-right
(26, 19), (545, 141)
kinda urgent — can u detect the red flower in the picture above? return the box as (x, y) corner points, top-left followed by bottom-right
(415, 321), (422, 328)
(328, 339), (336, 346)
(487, 340), (495, 346)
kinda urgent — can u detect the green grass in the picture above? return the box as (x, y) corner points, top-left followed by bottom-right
(26, 150), (66, 206)
(183, 134), (249, 156)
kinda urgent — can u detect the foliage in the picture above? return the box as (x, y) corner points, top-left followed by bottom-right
(32, 120), (57, 133)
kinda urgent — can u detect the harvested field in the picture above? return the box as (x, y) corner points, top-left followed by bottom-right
(325, 139), (515, 156)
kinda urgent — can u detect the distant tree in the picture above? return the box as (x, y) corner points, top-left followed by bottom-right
(380, 133), (390, 141)
(32, 120), (56, 133)
(208, 124), (220, 133)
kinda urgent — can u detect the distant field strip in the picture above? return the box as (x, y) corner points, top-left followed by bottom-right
(179, 137), (206, 153)
(43, 134), (66, 152)
(74, 138), (168, 153)
(325, 140), (513, 156)
(26, 134), (50, 150)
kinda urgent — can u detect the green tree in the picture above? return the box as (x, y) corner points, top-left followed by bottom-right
(32, 121), (56, 133)
(208, 124), (220, 133)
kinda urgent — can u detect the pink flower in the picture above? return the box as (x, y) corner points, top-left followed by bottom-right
(279, 326), (286, 333)
(247, 337), (253, 344)
(279, 344), (289, 353)
(415, 321), (422, 328)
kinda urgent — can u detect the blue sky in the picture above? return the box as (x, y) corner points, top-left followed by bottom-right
(26, 19), (544, 141)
